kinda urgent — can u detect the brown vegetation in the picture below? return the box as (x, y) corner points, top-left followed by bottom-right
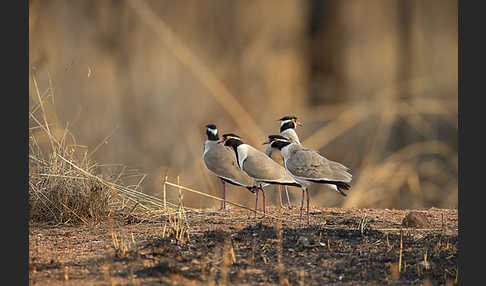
(29, 0), (457, 210)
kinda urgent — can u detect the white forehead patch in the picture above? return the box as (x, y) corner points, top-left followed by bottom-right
(208, 128), (218, 135)
(272, 138), (289, 144)
(280, 119), (292, 127)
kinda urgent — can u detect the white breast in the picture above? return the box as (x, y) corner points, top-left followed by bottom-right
(203, 140), (212, 157)
(236, 144), (250, 170)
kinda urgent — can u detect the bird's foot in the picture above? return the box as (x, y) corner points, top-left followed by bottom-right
(218, 204), (227, 211)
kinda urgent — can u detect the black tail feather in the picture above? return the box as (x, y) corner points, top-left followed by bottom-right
(336, 181), (351, 190)
(261, 181), (301, 187)
(336, 187), (348, 197)
(220, 177), (255, 193)
(307, 179), (351, 196)
(335, 182), (350, 196)
(308, 179), (351, 189)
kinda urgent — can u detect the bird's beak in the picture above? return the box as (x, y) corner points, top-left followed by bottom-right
(295, 119), (303, 127)
(262, 139), (271, 145)
(217, 137), (225, 144)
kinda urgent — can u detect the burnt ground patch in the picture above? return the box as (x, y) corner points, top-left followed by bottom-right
(29, 207), (458, 285)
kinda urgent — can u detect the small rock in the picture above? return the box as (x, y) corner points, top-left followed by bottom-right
(419, 260), (433, 270)
(402, 211), (430, 228)
(298, 236), (310, 247)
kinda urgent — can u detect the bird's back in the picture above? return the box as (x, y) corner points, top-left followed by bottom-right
(285, 146), (352, 183)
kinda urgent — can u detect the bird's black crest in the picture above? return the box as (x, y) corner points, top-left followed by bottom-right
(268, 134), (292, 150)
(221, 133), (241, 139)
(279, 115), (297, 121)
(268, 134), (290, 141)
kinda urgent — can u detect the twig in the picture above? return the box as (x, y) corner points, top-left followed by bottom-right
(398, 228), (403, 273)
(164, 181), (292, 222)
(163, 176), (168, 210)
(88, 125), (120, 157)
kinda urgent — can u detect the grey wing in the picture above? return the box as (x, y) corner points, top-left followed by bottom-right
(286, 149), (352, 183)
(242, 151), (293, 182)
(204, 147), (254, 186)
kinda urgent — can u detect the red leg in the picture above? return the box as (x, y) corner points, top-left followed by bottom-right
(306, 188), (310, 224)
(260, 184), (266, 216)
(254, 187), (259, 218)
(285, 186), (292, 209)
(299, 188), (305, 225)
(219, 179), (226, 210)
(278, 185), (284, 208)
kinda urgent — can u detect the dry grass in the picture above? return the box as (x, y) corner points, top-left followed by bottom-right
(29, 76), (114, 224)
(29, 1), (457, 211)
(161, 177), (191, 245)
(28, 76), (179, 225)
(28, 74), (278, 227)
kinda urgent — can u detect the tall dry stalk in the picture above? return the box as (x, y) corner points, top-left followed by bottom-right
(29, 77), (173, 224)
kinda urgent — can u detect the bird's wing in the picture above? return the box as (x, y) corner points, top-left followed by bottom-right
(203, 144), (254, 187)
(242, 147), (296, 184)
(285, 149), (352, 183)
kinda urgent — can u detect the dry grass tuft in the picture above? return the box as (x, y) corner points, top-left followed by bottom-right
(161, 206), (191, 245)
(111, 231), (138, 259)
(29, 76), (116, 224)
(29, 149), (112, 224)
(29, 76), (169, 224)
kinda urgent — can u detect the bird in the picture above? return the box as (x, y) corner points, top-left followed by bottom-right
(277, 115), (302, 144)
(218, 133), (301, 217)
(265, 115), (303, 209)
(202, 124), (255, 210)
(263, 134), (352, 224)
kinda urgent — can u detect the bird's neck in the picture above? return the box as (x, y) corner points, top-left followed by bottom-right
(225, 140), (245, 168)
(206, 132), (219, 141)
(281, 128), (300, 144)
(234, 144), (249, 169)
(280, 143), (298, 160)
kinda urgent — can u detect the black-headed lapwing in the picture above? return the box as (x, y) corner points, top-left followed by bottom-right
(219, 133), (300, 216)
(265, 115), (303, 209)
(203, 124), (255, 210)
(264, 135), (352, 224)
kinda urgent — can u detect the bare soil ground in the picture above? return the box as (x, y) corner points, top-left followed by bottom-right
(29, 206), (458, 285)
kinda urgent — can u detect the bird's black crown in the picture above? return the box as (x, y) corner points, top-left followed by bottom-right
(267, 134), (292, 150)
(279, 115), (298, 121)
(206, 124), (219, 141)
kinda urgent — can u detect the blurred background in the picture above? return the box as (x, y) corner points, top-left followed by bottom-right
(29, 0), (457, 210)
